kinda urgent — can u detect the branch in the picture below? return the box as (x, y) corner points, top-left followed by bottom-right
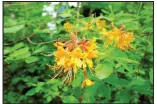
(77, 2), (80, 19)
(4, 34), (35, 46)
(27, 37), (54, 45)
(40, 53), (53, 57)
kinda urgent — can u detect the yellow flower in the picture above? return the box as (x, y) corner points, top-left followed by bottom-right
(81, 79), (94, 88)
(53, 37), (98, 85)
(54, 42), (65, 47)
(96, 19), (105, 29)
(87, 50), (98, 59)
(53, 45), (83, 73)
(87, 38), (97, 51)
(71, 47), (83, 59)
(64, 57), (75, 70)
(64, 22), (74, 33)
(54, 46), (69, 59)
(117, 32), (134, 50)
(86, 22), (92, 30)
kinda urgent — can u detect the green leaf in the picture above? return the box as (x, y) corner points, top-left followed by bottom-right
(33, 46), (46, 54)
(131, 83), (153, 96)
(33, 29), (50, 34)
(4, 24), (25, 33)
(116, 57), (140, 64)
(5, 47), (30, 61)
(72, 71), (83, 88)
(25, 56), (39, 63)
(62, 87), (69, 92)
(61, 96), (79, 103)
(47, 96), (52, 103)
(7, 92), (16, 103)
(98, 84), (111, 99)
(4, 47), (12, 55)
(95, 62), (113, 79)
(46, 79), (60, 85)
(115, 89), (131, 103)
(98, 48), (127, 61)
(51, 92), (59, 98)
(82, 84), (98, 103)
(82, 96), (95, 103)
(59, 10), (72, 18)
(129, 77), (146, 86)
(12, 42), (25, 51)
(104, 75), (129, 87)
(26, 88), (37, 96)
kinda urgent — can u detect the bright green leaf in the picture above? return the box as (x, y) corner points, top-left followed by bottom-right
(4, 24), (25, 33)
(12, 42), (25, 51)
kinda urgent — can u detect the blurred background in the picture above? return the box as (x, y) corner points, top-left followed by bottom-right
(4, 2), (153, 103)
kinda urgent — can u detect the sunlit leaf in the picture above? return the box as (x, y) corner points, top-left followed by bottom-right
(95, 62), (113, 79)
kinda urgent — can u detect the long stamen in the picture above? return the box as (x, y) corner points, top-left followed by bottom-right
(51, 68), (63, 80)
(62, 70), (70, 83)
(83, 67), (88, 79)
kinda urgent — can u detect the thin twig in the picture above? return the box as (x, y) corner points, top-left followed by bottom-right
(27, 37), (54, 45)
(4, 34), (35, 46)
(40, 53), (53, 57)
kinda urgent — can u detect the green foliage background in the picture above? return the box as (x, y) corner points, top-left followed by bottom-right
(4, 2), (153, 103)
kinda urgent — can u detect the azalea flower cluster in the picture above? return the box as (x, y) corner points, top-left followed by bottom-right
(54, 38), (97, 71)
(53, 27), (97, 87)
(102, 24), (134, 50)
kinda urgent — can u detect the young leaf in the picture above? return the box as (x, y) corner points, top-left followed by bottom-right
(12, 42), (25, 51)
(26, 88), (37, 96)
